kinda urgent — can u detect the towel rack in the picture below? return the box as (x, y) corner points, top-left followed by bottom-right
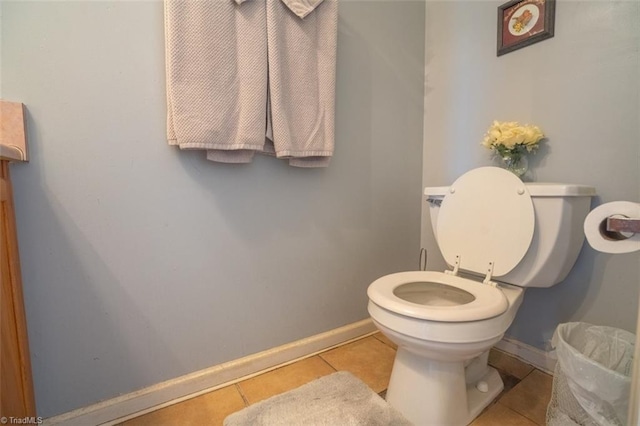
(607, 217), (640, 234)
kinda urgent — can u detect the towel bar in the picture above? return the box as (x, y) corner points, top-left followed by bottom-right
(607, 217), (640, 234)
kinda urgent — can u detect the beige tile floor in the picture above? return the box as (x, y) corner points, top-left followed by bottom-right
(120, 333), (552, 425)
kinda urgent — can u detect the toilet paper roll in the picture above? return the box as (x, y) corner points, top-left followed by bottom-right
(584, 201), (640, 254)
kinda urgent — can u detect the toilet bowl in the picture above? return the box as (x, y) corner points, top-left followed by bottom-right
(367, 167), (595, 425)
(368, 271), (524, 425)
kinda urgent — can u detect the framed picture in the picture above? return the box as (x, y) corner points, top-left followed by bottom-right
(497, 0), (555, 56)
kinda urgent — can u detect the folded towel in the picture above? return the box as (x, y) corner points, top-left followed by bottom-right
(280, 0), (326, 19)
(267, 0), (337, 167)
(236, 0), (325, 19)
(164, 0), (268, 160)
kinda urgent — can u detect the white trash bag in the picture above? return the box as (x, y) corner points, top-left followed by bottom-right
(546, 322), (635, 426)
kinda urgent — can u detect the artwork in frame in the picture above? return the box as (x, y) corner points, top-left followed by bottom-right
(497, 0), (555, 56)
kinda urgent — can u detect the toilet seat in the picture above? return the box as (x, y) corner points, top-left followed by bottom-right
(368, 168), (535, 323)
(367, 271), (508, 322)
(437, 167), (535, 277)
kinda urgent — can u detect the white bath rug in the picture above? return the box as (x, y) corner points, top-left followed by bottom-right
(223, 371), (411, 425)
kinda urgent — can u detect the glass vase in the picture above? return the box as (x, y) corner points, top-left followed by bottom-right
(501, 153), (528, 177)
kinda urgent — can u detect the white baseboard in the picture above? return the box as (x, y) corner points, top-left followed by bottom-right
(494, 336), (556, 374)
(43, 319), (377, 426)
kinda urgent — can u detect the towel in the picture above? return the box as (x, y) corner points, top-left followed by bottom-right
(165, 0), (268, 162)
(267, 0), (338, 167)
(236, 0), (326, 19)
(165, 0), (337, 167)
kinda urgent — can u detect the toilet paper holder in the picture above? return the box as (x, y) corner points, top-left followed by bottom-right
(606, 216), (640, 234)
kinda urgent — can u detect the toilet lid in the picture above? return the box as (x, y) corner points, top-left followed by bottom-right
(437, 167), (535, 277)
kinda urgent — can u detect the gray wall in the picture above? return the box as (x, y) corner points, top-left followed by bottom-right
(422, 1), (640, 349)
(2, 1), (425, 417)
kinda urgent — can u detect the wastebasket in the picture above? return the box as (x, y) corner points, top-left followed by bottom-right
(546, 322), (635, 426)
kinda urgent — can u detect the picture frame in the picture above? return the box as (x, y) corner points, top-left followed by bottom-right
(497, 0), (555, 56)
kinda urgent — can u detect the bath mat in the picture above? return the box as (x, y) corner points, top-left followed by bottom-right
(223, 371), (411, 426)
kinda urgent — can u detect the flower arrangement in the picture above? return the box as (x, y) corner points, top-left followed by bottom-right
(481, 121), (545, 176)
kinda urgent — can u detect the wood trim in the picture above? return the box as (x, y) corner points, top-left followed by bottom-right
(1, 160), (36, 418)
(0, 177), (8, 202)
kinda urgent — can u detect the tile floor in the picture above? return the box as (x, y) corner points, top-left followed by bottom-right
(119, 333), (553, 425)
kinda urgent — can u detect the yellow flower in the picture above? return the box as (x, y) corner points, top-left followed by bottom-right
(481, 137), (492, 149)
(525, 125), (544, 144)
(480, 121), (545, 155)
(508, 128), (527, 146)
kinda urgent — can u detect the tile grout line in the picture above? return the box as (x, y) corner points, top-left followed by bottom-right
(518, 386), (549, 426)
(371, 333), (396, 350)
(496, 402), (541, 425)
(496, 368), (551, 426)
(316, 352), (338, 372)
(234, 383), (250, 408)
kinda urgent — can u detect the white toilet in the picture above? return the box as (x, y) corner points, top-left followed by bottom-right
(367, 167), (595, 425)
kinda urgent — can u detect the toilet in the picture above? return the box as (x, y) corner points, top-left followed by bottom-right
(367, 167), (595, 425)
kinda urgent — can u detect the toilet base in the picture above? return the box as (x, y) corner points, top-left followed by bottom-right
(386, 347), (504, 425)
(465, 366), (503, 423)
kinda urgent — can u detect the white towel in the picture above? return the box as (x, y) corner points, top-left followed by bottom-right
(165, 0), (337, 167)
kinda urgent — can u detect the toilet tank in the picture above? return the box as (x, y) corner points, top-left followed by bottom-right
(425, 182), (596, 288)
